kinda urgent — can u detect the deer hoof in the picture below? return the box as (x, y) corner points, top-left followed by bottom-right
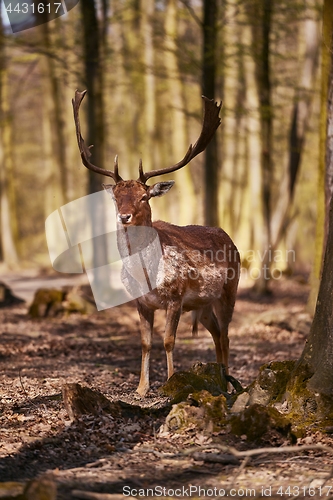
(136, 385), (149, 397)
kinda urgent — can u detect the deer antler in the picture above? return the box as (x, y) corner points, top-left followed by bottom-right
(137, 96), (222, 184)
(72, 90), (123, 183)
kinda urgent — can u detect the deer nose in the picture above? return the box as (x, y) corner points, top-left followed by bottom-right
(118, 214), (132, 224)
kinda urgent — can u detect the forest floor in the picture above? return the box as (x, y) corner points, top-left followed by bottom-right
(0, 274), (333, 499)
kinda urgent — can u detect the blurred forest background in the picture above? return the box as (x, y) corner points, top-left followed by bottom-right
(0, 0), (329, 300)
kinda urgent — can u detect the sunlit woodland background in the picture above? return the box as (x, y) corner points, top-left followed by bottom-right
(0, 0), (329, 301)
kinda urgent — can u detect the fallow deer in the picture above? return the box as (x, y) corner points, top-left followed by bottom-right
(72, 90), (240, 396)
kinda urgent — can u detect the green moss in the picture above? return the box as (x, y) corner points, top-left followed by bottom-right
(189, 390), (228, 425)
(258, 360), (296, 400)
(163, 390), (228, 433)
(285, 362), (333, 430)
(164, 403), (190, 431)
(160, 360), (333, 439)
(229, 403), (295, 443)
(28, 287), (96, 318)
(191, 362), (228, 394)
(28, 289), (65, 318)
(289, 364), (317, 421)
(247, 360), (297, 407)
(65, 291), (96, 315)
(159, 362), (230, 404)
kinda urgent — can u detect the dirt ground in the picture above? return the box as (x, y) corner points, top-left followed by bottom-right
(0, 275), (333, 499)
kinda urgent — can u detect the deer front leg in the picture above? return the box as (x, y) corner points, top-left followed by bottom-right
(164, 302), (182, 380)
(137, 302), (154, 397)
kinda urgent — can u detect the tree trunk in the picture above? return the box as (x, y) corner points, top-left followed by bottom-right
(80, 0), (105, 194)
(114, 0), (142, 178)
(141, 0), (156, 173)
(326, 38), (333, 235)
(251, 0), (273, 294)
(39, 18), (66, 216)
(287, 10), (333, 415)
(80, 0), (108, 276)
(41, 68), (63, 218)
(220, 0), (248, 240)
(307, 0), (333, 313)
(288, 188), (333, 411)
(0, 8), (18, 266)
(164, 0), (196, 224)
(299, 14), (333, 392)
(61, 15), (86, 201)
(202, 0), (219, 227)
(41, 19), (69, 204)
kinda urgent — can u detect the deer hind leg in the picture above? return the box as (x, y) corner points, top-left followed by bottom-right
(164, 301), (182, 380)
(213, 288), (237, 375)
(191, 310), (199, 337)
(197, 305), (224, 364)
(137, 302), (154, 397)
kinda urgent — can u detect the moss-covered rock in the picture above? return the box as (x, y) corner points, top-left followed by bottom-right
(159, 362), (230, 404)
(63, 290), (96, 315)
(161, 390), (228, 433)
(159, 358), (333, 440)
(229, 403), (295, 443)
(248, 360), (296, 406)
(230, 391), (250, 413)
(285, 362), (333, 431)
(190, 362), (228, 392)
(28, 289), (66, 318)
(28, 287), (96, 318)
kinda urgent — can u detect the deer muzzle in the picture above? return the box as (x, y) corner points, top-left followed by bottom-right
(118, 214), (132, 224)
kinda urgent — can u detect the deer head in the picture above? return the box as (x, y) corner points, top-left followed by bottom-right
(72, 90), (222, 226)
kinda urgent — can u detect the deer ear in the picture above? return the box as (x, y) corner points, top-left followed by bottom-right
(148, 181), (175, 199)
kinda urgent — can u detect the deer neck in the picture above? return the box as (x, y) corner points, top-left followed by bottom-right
(116, 223), (154, 258)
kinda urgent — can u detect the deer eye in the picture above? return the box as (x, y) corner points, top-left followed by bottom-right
(140, 194), (148, 202)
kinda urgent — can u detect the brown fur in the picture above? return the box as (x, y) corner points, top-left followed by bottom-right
(107, 181), (240, 397)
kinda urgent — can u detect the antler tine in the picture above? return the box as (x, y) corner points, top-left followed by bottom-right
(72, 90), (123, 183)
(137, 96), (222, 184)
(138, 158), (144, 182)
(114, 154), (120, 179)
